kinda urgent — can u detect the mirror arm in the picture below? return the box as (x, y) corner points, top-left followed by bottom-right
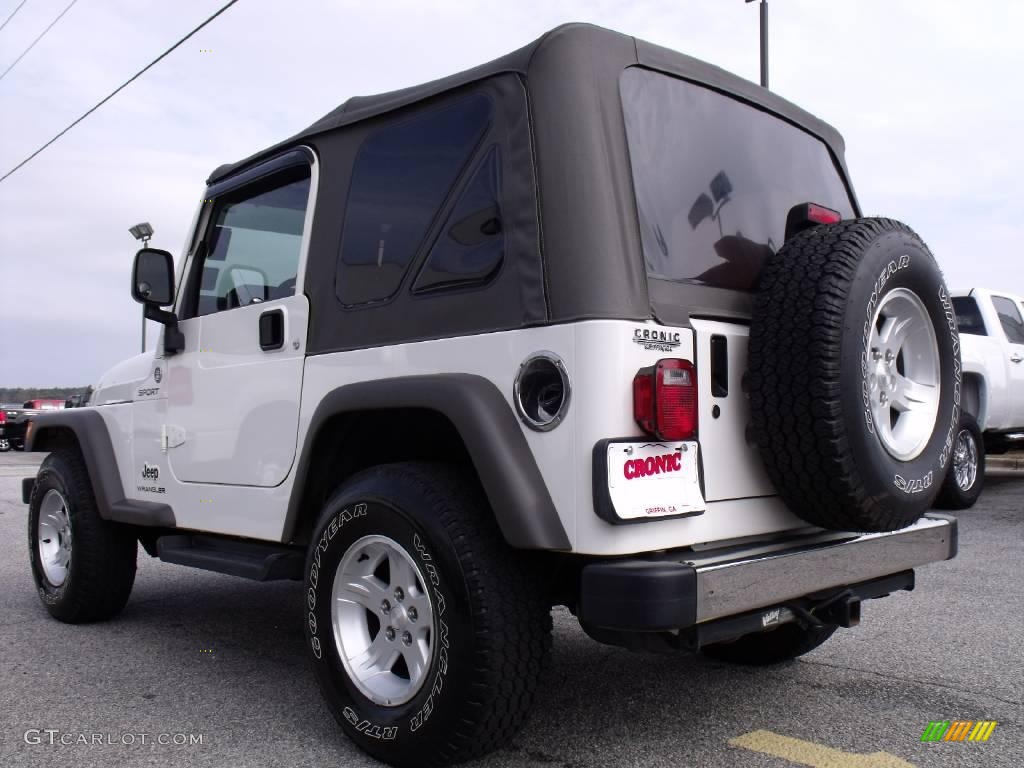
(143, 305), (185, 355)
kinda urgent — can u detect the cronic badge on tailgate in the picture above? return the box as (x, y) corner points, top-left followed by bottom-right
(633, 328), (681, 352)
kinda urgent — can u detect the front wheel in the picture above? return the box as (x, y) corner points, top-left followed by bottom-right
(28, 449), (137, 622)
(304, 463), (551, 768)
(0, 437), (10, 452)
(934, 413), (985, 509)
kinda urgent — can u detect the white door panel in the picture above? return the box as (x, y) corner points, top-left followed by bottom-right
(166, 294), (307, 486)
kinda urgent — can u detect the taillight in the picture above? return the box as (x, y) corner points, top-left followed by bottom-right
(632, 359), (697, 440)
(0, 410), (5, 424)
(785, 202), (842, 241)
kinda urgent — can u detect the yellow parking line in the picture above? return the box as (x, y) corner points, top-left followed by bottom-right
(730, 729), (916, 768)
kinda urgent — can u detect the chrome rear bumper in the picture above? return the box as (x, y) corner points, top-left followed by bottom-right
(578, 513), (957, 631)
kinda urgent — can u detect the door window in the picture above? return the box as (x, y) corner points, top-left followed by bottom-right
(193, 167), (311, 317)
(992, 296), (1024, 344)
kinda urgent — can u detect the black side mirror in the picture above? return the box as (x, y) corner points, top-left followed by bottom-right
(132, 248), (175, 307)
(131, 248), (184, 355)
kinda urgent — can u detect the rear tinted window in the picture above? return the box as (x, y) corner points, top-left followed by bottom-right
(413, 146), (504, 293)
(336, 95), (493, 306)
(621, 68), (855, 292)
(952, 296), (987, 336)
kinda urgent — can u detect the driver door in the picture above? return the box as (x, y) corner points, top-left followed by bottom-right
(164, 155), (314, 487)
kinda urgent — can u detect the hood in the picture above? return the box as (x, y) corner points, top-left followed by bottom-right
(92, 352), (157, 405)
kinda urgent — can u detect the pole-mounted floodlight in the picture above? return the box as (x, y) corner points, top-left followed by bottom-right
(129, 222), (154, 352)
(746, 0), (768, 89)
(129, 222), (154, 246)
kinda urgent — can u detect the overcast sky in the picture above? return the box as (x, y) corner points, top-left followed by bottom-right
(1, 0), (1021, 386)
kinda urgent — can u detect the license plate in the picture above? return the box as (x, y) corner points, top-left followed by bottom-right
(606, 441), (705, 520)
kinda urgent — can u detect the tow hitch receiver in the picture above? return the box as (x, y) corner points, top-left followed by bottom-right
(682, 571), (913, 651)
(812, 591), (862, 629)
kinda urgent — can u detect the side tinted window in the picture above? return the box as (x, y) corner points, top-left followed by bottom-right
(194, 167), (311, 317)
(992, 296), (1024, 344)
(336, 95), (493, 306)
(952, 297), (987, 336)
(413, 146), (503, 293)
(621, 68), (855, 292)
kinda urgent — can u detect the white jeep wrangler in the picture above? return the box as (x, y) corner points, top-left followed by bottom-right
(23, 24), (959, 768)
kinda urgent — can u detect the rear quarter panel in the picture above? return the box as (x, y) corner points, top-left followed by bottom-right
(299, 320), (806, 555)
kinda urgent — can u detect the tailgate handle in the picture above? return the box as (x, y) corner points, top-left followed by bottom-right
(259, 309), (284, 351)
(710, 335), (728, 397)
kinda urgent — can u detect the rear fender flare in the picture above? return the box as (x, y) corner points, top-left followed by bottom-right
(285, 374), (570, 550)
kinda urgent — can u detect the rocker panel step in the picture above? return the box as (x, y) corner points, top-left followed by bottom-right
(156, 534), (304, 581)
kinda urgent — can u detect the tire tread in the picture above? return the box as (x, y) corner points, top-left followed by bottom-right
(30, 448), (136, 623)
(748, 218), (939, 531)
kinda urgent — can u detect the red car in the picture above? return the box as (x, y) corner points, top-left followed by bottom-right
(0, 400), (65, 451)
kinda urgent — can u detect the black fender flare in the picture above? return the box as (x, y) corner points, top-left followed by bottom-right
(284, 374), (571, 551)
(26, 409), (175, 527)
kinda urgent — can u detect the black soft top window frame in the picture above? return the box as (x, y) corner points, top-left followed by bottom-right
(301, 74), (544, 356)
(334, 93), (498, 308)
(181, 149), (314, 321)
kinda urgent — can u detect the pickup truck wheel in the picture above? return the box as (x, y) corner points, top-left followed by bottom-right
(28, 449), (137, 623)
(0, 438), (10, 452)
(748, 218), (961, 532)
(934, 413), (984, 509)
(304, 462), (551, 768)
(701, 623), (837, 666)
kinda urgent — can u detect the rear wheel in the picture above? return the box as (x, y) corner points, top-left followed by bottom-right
(701, 623), (837, 666)
(934, 413), (984, 509)
(304, 463), (551, 768)
(0, 437), (10, 452)
(28, 449), (137, 622)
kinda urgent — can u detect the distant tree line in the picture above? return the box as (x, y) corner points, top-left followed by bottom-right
(0, 386), (92, 404)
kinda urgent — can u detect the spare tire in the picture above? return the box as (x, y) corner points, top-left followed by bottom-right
(748, 218), (960, 532)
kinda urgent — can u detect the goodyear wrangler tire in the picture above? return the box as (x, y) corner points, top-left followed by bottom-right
(748, 218), (961, 532)
(28, 448), (137, 622)
(304, 462), (551, 768)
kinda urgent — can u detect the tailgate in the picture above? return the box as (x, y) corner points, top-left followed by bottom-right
(690, 318), (775, 501)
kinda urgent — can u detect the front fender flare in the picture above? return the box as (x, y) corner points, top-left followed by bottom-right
(26, 409), (175, 526)
(285, 374), (571, 551)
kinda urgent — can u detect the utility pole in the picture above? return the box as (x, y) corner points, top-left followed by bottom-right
(746, 0), (769, 88)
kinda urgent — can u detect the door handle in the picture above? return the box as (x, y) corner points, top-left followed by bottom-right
(1011, 353), (1023, 364)
(259, 309), (284, 351)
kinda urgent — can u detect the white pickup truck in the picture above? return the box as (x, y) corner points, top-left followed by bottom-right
(938, 288), (1024, 507)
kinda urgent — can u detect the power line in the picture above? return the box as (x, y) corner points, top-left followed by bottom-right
(0, 0), (78, 82)
(0, 0), (241, 184)
(0, 0), (29, 33)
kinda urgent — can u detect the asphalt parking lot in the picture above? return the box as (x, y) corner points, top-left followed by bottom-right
(0, 451), (1020, 768)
